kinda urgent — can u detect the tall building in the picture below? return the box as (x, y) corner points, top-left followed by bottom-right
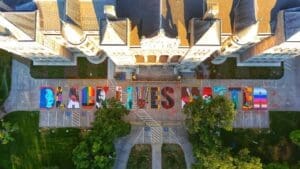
(0, 0), (299, 70)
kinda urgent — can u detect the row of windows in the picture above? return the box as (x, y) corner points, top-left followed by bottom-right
(135, 55), (181, 63)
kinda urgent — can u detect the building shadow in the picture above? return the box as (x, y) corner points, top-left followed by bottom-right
(115, 0), (160, 38)
(183, 0), (204, 25)
(183, 0), (205, 41)
(270, 0), (300, 33)
(3, 0), (32, 8)
(162, 0), (177, 38)
(93, 0), (115, 31)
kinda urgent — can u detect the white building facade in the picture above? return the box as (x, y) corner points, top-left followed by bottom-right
(0, 0), (299, 71)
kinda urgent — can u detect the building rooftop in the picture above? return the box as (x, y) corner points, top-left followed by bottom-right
(100, 19), (128, 45)
(35, 0), (61, 32)
(35, 0), (115, 32)
(190, 18), (220, 46)
(1, 0), (300, 67)
(116, 0), (204, 47)
(2, 11), (36, 40)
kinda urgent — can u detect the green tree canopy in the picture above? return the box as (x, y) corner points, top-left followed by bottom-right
(72, 99), (131, 169)
(184, 96), (236, 148)
(183, 96), (262, 169)
(0, 119), (18, 145)
(184, 96), (236, 133)
(289, 130), (300, 146)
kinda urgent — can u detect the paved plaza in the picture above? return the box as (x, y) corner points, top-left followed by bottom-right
(4, 58), (300, 128)
(3, 58), (300, 169)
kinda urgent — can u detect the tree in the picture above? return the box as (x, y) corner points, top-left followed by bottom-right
(234, 149), (262, 169)
(0, 119), (18, 144)
(289, 130), (300, 146)
(183, 96), (262, 169)
(72, 99), (131, 169)
(184, 96), (236, 133)
(193, 148), (235, 169)
(193, 147), (262, 169)
(184, 96), (236, 148)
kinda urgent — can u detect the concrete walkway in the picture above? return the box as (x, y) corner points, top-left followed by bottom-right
(152, 144), (162, 169)
(5, 58), (300, 127)
(113, 125), (194, 169)
(3, 57), (300, 169)
(4, 60), (108, 127)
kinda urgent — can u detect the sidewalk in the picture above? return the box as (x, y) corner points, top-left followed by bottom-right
(114, 125), (194, 169)
(5, 58), (300, 128)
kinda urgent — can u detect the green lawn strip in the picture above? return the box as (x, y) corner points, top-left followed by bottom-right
(162, 144), (186, 169)
(30, 57), (107, 79)
(221, 111), (300, 166)
(77, 57), (107, 78)
(127, 144), (152, 169)
(0, 69), (8, 104)
(0, 50), (12, 105)
(0, 111), (81, 169)
(201, 58), (283, 79)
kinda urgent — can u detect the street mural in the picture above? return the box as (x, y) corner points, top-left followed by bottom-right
(126, 86), (133, 110)
(136, 86), (149, 109)
(202, 87), (212, 103)
(40, 86), (55, 109)
(67, 87), (80, 109)
(229, 87), (241, 110)
(242, 87), (253, 110)
(96, 86), (108, 109)
(40, 85), (268, 110)
(253, 87), (268, 109)
(116, 86), (122, 102)
(55, 86), (63, 108)
(82, 86), (95, 109)
(161, 87), (174, 109)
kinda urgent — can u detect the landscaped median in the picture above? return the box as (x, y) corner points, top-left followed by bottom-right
(162, 144), (186, 169)
(127, 144), (152, 169)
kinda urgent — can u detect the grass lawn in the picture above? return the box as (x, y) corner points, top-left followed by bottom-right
(30, 57), (107, 79)
(127, 144), (152, 169)
(0, 50), (12, 106)
(198, 58), (284, 79)
(162, 144), (186, 169)
(0, 111), (82, 169)
(221, 111), (300, 168)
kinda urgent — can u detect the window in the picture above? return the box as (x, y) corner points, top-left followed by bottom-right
(170, 55), (181, 63)
(135, 55), (144, 63)
(147, 55), (156, 63)
(159, 55), (169, 63)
